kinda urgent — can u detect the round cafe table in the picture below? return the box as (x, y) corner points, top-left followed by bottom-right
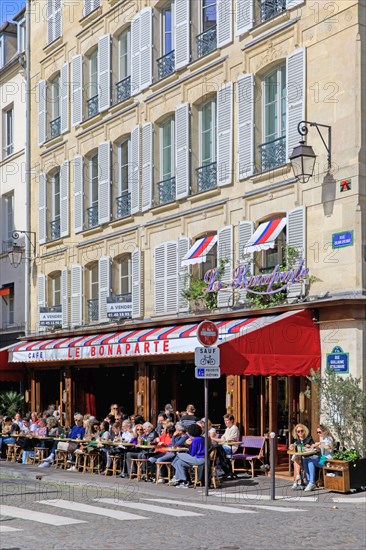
(287, 448), (318, 485)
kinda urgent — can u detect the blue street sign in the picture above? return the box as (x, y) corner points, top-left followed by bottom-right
(326, 346), (349, 373)
(332, 231), (354, 249)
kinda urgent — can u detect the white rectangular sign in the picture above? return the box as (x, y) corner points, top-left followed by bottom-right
(195, 366), (221, 379)
(39, 308), (62, 326)
(194, 346), (220, 368)
(106, 298), (132, 319)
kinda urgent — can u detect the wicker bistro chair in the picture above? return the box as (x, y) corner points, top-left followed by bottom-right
(155, 461), (173, 484)
(129, 458), (151, 481)
(54, 449), (68, 469)
(28, 446), (49, 465)
(230, 436), (266, 478)
(190, 449), (219, 488)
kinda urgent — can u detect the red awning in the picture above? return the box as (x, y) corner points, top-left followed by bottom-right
(220, 309), (320, 377)
(0, 349), (24, 382)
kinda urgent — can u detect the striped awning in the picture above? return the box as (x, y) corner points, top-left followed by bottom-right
(7, 310), (321, 378)
(243, 218), (287, 255)
(181, 235), (217, 266)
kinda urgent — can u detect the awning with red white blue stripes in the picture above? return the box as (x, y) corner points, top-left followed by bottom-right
(7, 310), (321, 377)
(181, 235), (217, 266)
(243, 218), (287, 255)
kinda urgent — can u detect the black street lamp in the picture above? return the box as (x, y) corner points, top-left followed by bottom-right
(290, 121), (332, 183)
(8, 230), (36, 268)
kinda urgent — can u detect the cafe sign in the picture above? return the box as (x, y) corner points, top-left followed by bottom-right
(107, 296), (132, 319)
(39, 307), (62, 326)
(204, 260), (309, 295)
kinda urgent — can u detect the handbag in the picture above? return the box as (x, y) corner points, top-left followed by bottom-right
(57, 441), (77, 452)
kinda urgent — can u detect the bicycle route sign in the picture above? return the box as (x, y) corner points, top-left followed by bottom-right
(194, 347), (220, 378)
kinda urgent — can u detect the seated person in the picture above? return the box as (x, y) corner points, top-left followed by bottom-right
(302, 424), (334, 492)
(148, 425), (175, 477)
(156, 413), (168, 435)
(0, 416), (20, 456)
(179, 405), (199, 428)
(126, 422), (157, 475)
(289, 423), (314, 490)
(170, 424), (205, 488)
(212, 414), (240, 454)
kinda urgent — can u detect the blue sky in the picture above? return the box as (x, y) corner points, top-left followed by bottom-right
(0, 0), (25, 25)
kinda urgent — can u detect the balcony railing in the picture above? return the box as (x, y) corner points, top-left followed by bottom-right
(87, 299), (98, 322)
(50, 116), (61, 139)
(115, 292), (132, 302)
(259, 0), (286, 23)
(87, 205), (98, 229)
(3, 143), (14, 157)
(116, 191), (131, 219)
(157, 50), (175, 80)
(196, 26), (217, 59)
(259, 135), (286, 172)
(50, 218), (61, 241)
(115, 76), (131, 104)
(196, 162), (217, 192)
(157, 177), (176, 205)
(87, 95), (99, 118)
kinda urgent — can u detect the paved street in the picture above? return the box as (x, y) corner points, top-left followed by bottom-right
(0, 463), (365, 550)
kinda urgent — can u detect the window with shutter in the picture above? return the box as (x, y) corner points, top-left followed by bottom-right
(217, 0), (233, 48)
(71, 55), (83, 126)
(61, 267), (68, 328)
(98, 256), (111, 322)
(88, 154), (99, 228)
(154, 241), (178, 315)
(237, 73), (254, 179)
(87, 263), (98, 322)
(157, 117), (175, 206)
(175, 103), (189, 200)
(46, 0), (55, 45)
(49, 74), (61, 139)
(197, 98), (217, 192)
(141, 123), (153, 211)
(236, 0), (254, 35)
(139, 7), (153, 91)
(237, 220), (254, 303)
(217, 82), (233, 186)
(197, 0), (217, 58)
(174, 0), (190, 69)
(178, 237), (190, 312)
(38, 173), (47, 244)
(54, 0), (62, 40)
(116, 27), (131, 103)
(60, 161), (69, 238)
(287, 206), (305, 299)
(38, 80), (47, 145)
(154, 244), (166, 315)
(98, 34), (111, 112)
(286, 48), (306, 160)
(132, 248), (143, 318)
(84, 0), (100, 17)
(60, 63), (69, 134)
(131, 13), (140, 95)
(98, 142), (111, 225)
(87, 49), (99, 118)
(73, 155), (84, 233)
(50, 170), (61, 241)
(217, 225), (233, 308)
(131, 125), (141, 214)
(37, 274), (46, 330)
(117, 137), (132, 219)
(71, 264), (83, 326)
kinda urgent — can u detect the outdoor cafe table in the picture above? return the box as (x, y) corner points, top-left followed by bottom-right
(287, 448), (318, 480)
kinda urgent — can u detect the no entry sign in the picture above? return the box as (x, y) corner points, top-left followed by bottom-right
(196, 320), (219, 347)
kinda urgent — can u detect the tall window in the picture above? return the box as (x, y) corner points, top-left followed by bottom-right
(202, 0), (217, 32)
(18, 18), (26, 52)
(0, 36), (4, 68)
(52, 273), (61, 306)
(50, 75), (61, 138)
(119, 28), (131, 81)
(51, 171), (60, 240)
(87, 49), (98, 117)
(117, 138), (131, 218)
(119, 256), (132, 296)
(4, 107), (13, 157)
(261, 65), (286, 171)
(160, 118), (175, 181)
(200, 99), (216, 166)
(88, 154), (98, 228)
(8, 289), (14, 325)
(88, 264), (98, 322)
(162, 5), (173, 55)
(6, 192), (14, 242)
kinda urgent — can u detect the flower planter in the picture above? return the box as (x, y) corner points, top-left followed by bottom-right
(323, 458), (366, 493)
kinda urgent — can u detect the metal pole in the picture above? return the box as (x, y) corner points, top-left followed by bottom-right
(270, 431), (276, 500)
(204, 378), (209, 497)
(25, 0), (31, 336)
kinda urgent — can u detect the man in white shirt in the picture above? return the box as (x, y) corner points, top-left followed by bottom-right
(214, 414), (240, 454)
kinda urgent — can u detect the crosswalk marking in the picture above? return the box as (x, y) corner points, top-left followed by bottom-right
(332, 497), (366, 504)
(240, 504), (307, 513)
(144, 498), (257, 514)
(213, 493), (319, 503)
(1, 505), (86, 526)
(0, 525), (23, 533)
(98, 498), (203, 517)
(38, 499), (147, 521)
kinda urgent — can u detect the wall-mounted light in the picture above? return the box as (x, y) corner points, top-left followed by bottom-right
(62, 390), (68, 404)
(299, 391), (305, 413)
(25, 390), (30, 403)
(290, 120), (332, 183)
(137, 391), (143, 408)
(226, 391), (233, 409)
(7, 230), (36, 268)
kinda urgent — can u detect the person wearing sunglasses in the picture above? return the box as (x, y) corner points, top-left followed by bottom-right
(302, 425), (335, 491)
(289, 423), (314, 490)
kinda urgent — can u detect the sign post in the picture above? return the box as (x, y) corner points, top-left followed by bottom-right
(195, 321), (220, 497)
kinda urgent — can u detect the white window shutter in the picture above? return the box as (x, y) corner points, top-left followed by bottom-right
(217, 0), (233, 48)
(38, 80), (47, 145)
(98, 141), (111, 225)
(286, 0), (304, 10)
(60, 62), (69, 133)
(237, 220), (254, 303)
(236, 0), (254, 35)
(287, 206), (306, 299)
(139, 7), (152, 91)
(37, 274), (46, 329)
(132, 247), (143, 318)
(60, 160), (69, 237)
(54, 0), (62, 40)
(154, 244), (166, 315)
(174, 0), (190, 70)
(84, 0), (92, 17)
(131, 14), (140, 95)
(98, 33), (111, 112)
(93, 0), (101, 9)
(175, 103), (190, 200)
(237, 74), (255, 179)
(217, 82), (233, 186)
(166, 241), (178, 313)
(131, 125), (141, 214)
(73, 155), (84, 233)
(217, 225), (233, 308)
(71, 264), (83, 326)
(286, 48), (306, 160)
(72, 55), (83, 126)
(98, 256), (111, 322)
(61, 267), (69, 328)
(178, 237), (190, 312)
(46, 0), (54, 45)
(38, 173), (47, 244)
(141, 122), (153, 211)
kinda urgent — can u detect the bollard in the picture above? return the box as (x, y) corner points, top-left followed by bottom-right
(270, 432), (276, 501)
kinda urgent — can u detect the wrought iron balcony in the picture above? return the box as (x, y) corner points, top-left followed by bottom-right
(196, 26), (217, 59)
(50, 116), (61, 139)
(115, 292), (132, 302)
(157, 50), (175, 80)
(259, 0), (286, 23)
(196, 162), (217, 192)
(87, 205), (98, 229)
(3, 143), (13, 157)
(50, 218), (61, 241)
(157, 177), (176, 206)
(259, 135), (286, 172)
(116, 191), (131, 219)
(87, 298), (98, 322)
(87, 95), (99, 118)
(115, 76), (131, 103)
